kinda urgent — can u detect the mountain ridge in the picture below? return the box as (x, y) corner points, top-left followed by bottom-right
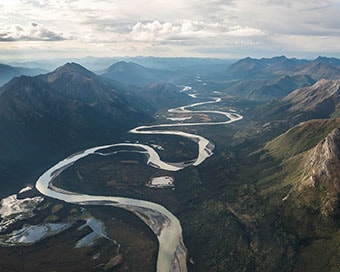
(0, 64), (46, 87)
(227, 55), (340, 81)
(0, 62), (153, 184)
(283, 79), (340, 117)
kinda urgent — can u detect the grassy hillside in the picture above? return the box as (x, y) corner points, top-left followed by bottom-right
(264, 119), (340, 160)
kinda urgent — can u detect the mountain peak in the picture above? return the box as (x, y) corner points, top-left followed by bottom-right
(107, 61), (143, 72)
(102, 61), (172, 86)
(49, 62), (95, 80)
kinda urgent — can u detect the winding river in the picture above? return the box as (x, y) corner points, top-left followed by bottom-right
(35, 96), (243, 272)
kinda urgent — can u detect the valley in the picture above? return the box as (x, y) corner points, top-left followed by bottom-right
(0, 56), (340, 271)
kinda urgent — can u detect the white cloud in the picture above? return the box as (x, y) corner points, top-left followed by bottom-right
(227, 26), (266, 37)
(0, 22), (67, 41)
(129, 20), (266, 42)
(1, 0), (340, 58)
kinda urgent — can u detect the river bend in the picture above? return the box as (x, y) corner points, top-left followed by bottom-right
(35, 96), (243, 272)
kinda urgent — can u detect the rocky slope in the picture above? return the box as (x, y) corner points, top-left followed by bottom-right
(248, 79), (340, 139)
(299, 127), (340, 216)
(263, 119), (340, 218)
(283, 79), (340, 116)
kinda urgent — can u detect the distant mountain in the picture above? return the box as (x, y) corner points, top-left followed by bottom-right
(226, 75), (315, 101)
(283, 79), (340, 117)
(132, 83), (194, 110)
(222, 56), (340, 101)
(240, 79), (340, 142)
(247, 75), (315, 101)
(0, 64), (46, 87)
(8, 57), (235, 74)
(293, 61), (340, 80)
(228, 56), (308, 79)
(0, 64), (23, 87)
(101, 61), (175, 86)
(0, 63), (152, 185)
(227, 56), (340, 81)
(315, 56), (340, 68)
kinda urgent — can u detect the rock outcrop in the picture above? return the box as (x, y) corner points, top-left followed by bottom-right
(302, 127), (340, 216)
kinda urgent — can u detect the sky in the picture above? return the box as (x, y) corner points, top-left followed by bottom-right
(1, 0), (340, 60)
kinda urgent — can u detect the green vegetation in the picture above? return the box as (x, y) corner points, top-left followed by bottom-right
(265, 119), (340, 160)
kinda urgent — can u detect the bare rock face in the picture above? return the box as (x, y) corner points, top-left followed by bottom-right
(302, 127), (340, 216)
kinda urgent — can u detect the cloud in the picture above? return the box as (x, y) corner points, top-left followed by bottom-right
(1, 0), (340, 58)
(129, 20), (266, 42)
(0, 22), (67, 41)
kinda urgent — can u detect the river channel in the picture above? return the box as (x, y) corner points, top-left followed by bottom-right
(35, 95), (243, 272)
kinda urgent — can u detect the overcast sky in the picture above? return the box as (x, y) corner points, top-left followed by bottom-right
(1, 0), (340, 60)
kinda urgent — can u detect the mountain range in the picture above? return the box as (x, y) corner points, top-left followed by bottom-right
(228, 55), (340, 80)
(222, 56), (340, 101)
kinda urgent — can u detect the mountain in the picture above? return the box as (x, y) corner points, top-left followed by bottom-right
(315, 56), (340, 68)
(263, 118), (340, 215)
(0, 63), (152, 188)
(227, 56), (340, 81)
(293, 61), (340, 80)
(42, 62), (121, 103)
(283, 79), (340, 118)
(260, 119), (340, 269)
(248, 75), (315, 101)
(264, 118), (340, 160)
(0, 64), (22, 87)
(132, 83), (195, 110)
(228, 56), (308, 79)
(0, 64), (46, 87)
(217, 119), (340, 271)
(262, 118), (340, 230)
(221, 56), (340, 101)
(226, 75), (315, 101)
(301, 126), (340, 215)
(250, 79), (340, 135)
(101, 61), (175, 86)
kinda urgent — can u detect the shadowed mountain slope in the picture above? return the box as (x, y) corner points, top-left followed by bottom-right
(0, 63), (152, 187)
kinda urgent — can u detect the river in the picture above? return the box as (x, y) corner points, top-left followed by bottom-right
(35, 96), (243, 272)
